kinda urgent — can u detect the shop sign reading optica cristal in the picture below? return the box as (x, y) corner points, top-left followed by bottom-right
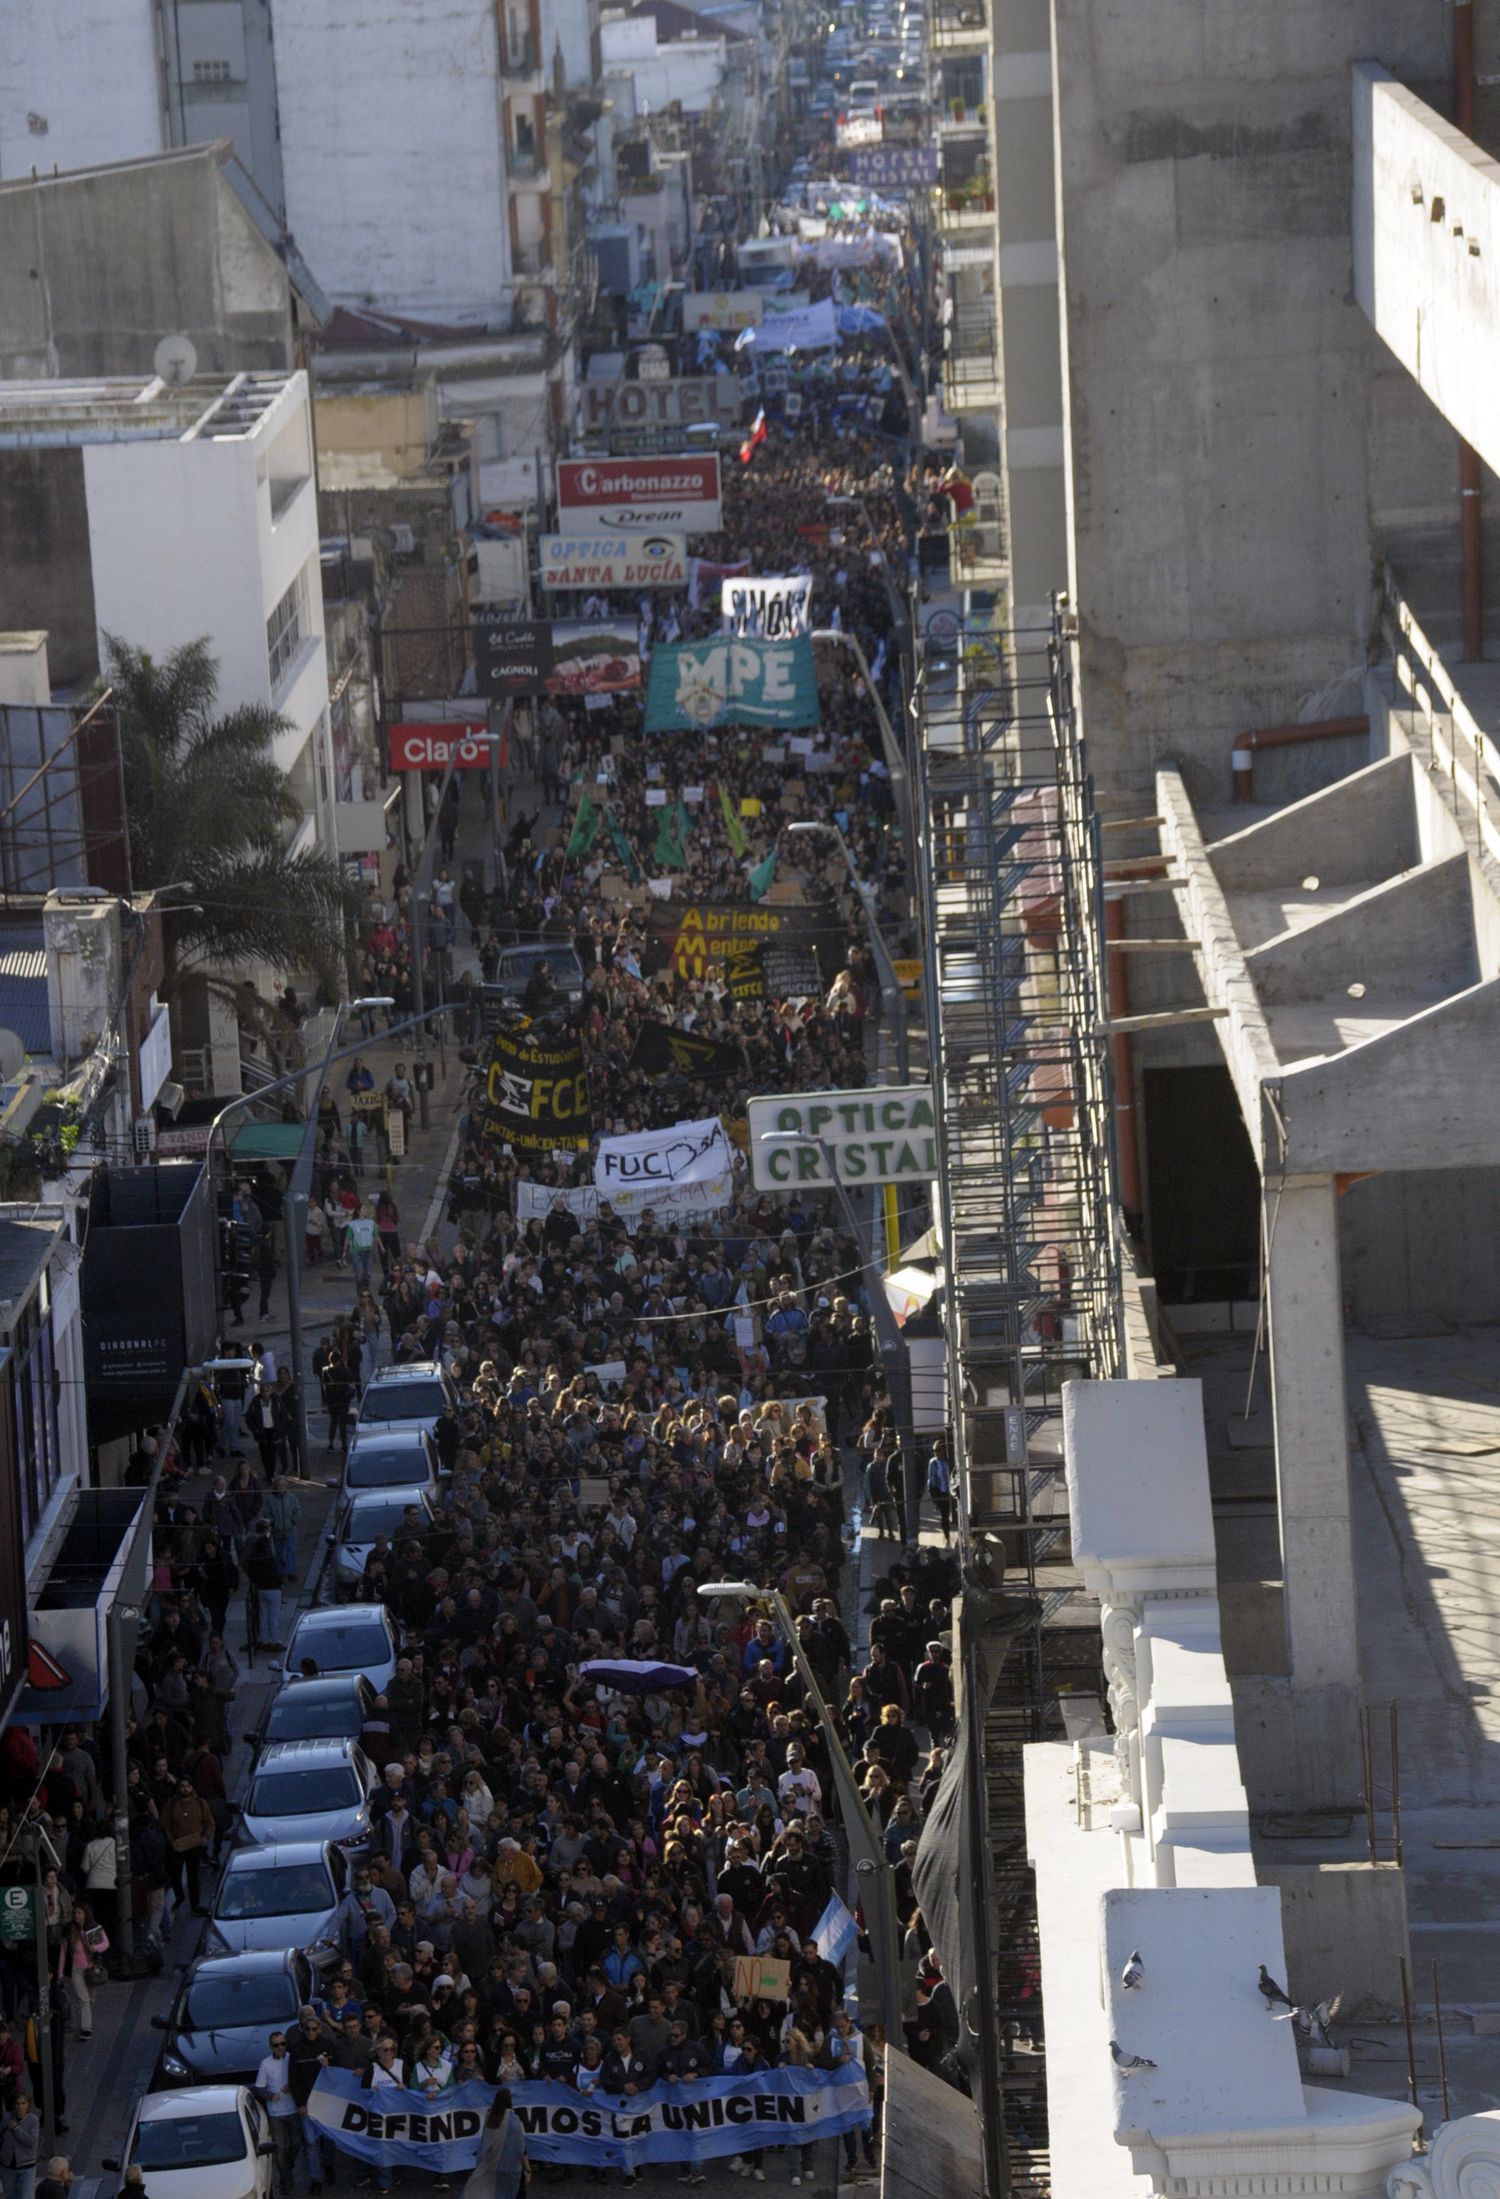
(746, 1086), (938, 1190)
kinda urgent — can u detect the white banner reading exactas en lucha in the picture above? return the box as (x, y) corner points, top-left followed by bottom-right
(515, 1182), (601, 1225)
(720, 575), (812, 640)
(594, 1116), (735, 1220)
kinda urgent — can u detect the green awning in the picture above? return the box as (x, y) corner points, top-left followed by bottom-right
(228, 1123), (307, 1160)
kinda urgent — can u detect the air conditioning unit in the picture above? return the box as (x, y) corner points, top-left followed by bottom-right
(157, 1079), (186, 1121)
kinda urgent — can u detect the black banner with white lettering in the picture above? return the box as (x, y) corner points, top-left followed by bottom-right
(481, 1028), (594, 1154)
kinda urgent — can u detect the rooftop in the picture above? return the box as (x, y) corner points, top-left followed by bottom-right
(0, 371), (302, 450)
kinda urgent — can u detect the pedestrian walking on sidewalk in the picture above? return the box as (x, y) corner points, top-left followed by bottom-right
(265, 1476), (301, 1581)
(161, 1780), (215, 1917)
(244, 1521), (284, 1650)
(0, 2090), (40, 2199)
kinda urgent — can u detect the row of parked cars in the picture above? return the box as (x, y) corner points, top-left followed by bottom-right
(105, 1363), (462, 2199)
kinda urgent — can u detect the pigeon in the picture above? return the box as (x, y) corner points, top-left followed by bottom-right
(1258, 1965), (1294, 2011)
(1110, 2039), (1157, 2074)
(1121, 1950), (1144, 1991)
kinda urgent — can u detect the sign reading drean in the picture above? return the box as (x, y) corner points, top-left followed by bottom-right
(746, 1087), (938, 1189)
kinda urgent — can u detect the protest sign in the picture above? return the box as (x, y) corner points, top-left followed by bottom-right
(595, 1115), (735, 1220)
(645, 900), (834, 994)
(720, 575), (812, 639)
(733, 1954), (791, 2001)
(643, 637), (820, 732)
(309, 2066), (870, 2173)
(628, 1022), (744, 1079)
(514, 1182), (600, 1225)
(482, 1029), (594, 1154)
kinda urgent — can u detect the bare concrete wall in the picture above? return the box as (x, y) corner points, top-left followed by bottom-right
(0, 147), (295, 381)
(1257, 1860), (1409, 2019)
(1339, 1166), (1500, 1324)
(0, 450), (98, 688)
(1051, 0), (1453, 803)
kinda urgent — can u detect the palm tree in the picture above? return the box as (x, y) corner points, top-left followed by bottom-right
(105, 635), (362, 996)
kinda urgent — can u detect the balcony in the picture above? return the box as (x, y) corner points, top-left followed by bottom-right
(502, 29), (539, 76)
(942, 300), (1002, 413)
(950, 470), (1007, 585)
(937, 180), (997, 234)
(930, 0), (989, 48)
(938, 102), (990, 137)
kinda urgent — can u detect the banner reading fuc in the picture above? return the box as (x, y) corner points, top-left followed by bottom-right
(307, 2066), (871, 2172)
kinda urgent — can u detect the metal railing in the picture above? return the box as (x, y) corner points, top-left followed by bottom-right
(931, 0), (991, 46)
(502, 29), (538, 74)
(1379, 560), (1500, 869)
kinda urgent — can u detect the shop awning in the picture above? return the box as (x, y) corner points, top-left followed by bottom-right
(228, 1123), (307, 1160)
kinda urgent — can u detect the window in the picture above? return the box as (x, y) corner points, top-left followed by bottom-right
(266, 567), (309, 691)
(192, 59), (233, 82)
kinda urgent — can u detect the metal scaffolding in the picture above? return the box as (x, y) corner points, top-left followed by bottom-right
(914, 597), (1123, 2195)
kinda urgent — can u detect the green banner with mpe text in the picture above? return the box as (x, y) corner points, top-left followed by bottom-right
(643, 637), (820, 732)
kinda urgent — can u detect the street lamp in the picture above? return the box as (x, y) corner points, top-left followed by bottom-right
(411, 730), (501, 1130)
(281, 994), (395, 1463)
(696, 1577), (905, 2045)
(761, 1128), (921, 1540)
(785, 820), (910, 1083)
(809, 626), (915, 908)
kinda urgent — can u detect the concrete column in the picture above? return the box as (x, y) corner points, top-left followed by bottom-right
(1264, 1172), (1362, 1804)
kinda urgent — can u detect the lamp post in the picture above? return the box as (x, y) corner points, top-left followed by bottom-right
(785, 820), (910, 1083)
(282, 994), (395, 1463)
(696, 1577), (905, 2046)
(809, 627), (915, 910)
(411, 730), (500, 1131)
(761, 1129), (922, 1544)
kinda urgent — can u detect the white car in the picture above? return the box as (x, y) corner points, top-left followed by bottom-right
(283, 1603), (398, 1694)
(238, 1737), (377, 1852)
(105, 2085), (274, 2199)
(206, 1840), (347, 1958)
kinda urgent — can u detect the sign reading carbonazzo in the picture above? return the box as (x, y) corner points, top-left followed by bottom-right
(746, 1086), (938, 1189)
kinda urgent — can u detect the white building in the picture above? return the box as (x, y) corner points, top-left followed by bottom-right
(0, 372), (334, 856)
(272, 0), (514, 322)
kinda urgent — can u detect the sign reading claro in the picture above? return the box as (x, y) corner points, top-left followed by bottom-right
(389, 722), (493, 772)
(746, 1085), (938, 1191)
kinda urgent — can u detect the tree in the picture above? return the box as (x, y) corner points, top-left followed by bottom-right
(105, 636), (361, 995)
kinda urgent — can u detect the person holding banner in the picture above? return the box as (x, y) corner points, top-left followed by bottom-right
(459, 2091), (527, 2199)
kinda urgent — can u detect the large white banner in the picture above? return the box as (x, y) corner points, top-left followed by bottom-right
(745, 298), (839, 353)
(516, 1182), (602, 1225)
(720, 575), (812, 640)
(595, 1116), (735, 1220)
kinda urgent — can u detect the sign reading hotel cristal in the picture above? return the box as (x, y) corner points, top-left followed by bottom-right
(746, 1086), (938, 1189)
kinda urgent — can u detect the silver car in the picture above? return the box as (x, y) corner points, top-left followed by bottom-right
(329, 1483), (434, 1597)
(341, 1424), (441, 1498)
(205, 1840), (347, 1958)
(352, 1361), (458, 1440)
(238, 1737), (376, 1851)
(283, 1603), (399, 1693)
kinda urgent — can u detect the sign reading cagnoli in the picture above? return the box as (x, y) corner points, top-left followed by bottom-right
(746, 1086), (938, 1188)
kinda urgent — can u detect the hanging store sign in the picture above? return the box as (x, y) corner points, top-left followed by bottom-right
(473, 620), (641, 699)
(746, 1085), (938, 1189)
(540, 534), (688, 590)
(389, 721), (492, 771)
(848, 145), (939, 186)
(681, 291), (765, 331)
(556, 455), (722, 534)
(577, 377), (738, 436)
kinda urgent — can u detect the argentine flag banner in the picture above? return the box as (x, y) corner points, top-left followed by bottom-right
(309, 2064), (871, 2171)
(813, 1892), (860, 1970)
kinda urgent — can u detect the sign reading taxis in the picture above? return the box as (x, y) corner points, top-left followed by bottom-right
(481, 1028), (594, 1155)
(746, 1086), (938, 1190)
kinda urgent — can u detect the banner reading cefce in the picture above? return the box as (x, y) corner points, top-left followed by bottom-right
(481, 1028), (593, 1154)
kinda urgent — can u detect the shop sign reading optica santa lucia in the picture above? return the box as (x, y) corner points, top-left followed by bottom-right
(746, 1086), (938, 1190)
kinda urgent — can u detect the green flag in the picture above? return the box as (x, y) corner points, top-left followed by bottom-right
(606, 808), (642, 882)
(565, 788), (600, 860)
(748, 846), (778, 901)
(718, 783), (748, 858)
(653, 801), (689, 870)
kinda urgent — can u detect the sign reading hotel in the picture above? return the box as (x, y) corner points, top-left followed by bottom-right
(746, 1086), (938, 1189)
(555, 455), (722, 535)
(576, 378), (737, 436)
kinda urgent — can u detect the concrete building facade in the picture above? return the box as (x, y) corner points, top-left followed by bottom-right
(0, 372), (334, 857)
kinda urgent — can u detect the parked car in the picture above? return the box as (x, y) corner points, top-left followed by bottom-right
(329, 1484), (435, 1597)
(205, 1840), (348, 1958)
(341, 1422), (442, 1495)
(248, 1673), (377, 1759)
(104, 2086), (275, 2199)
(238, 1737), (377, 1852)
(479, 943), (586, 1025)
(282, 1605), (399, 1695)
(151, 1949), (335, 2086)
(352, 1362), (458, 1442)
